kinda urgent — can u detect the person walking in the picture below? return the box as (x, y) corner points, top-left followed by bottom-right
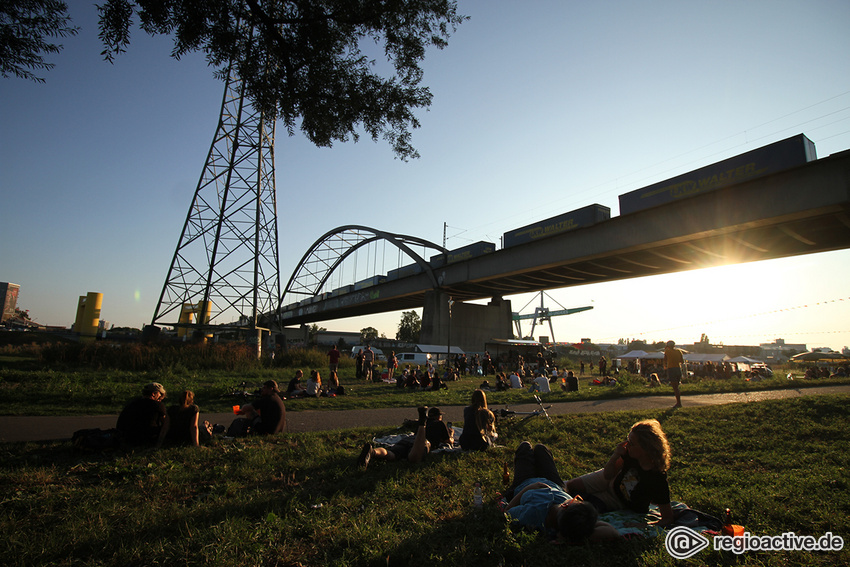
(663, 340), (685, 408)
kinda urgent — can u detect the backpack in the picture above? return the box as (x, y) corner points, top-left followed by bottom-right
(72, 428), (122, 453)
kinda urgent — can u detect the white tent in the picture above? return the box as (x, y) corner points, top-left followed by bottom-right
(727, 356), (763, 364)
(685, 353), (729, 364)
(618, 350), (649, 359)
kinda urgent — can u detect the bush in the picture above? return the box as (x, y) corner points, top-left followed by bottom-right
(28, 341), (268, 372)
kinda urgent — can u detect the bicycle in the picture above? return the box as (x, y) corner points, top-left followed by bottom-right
(495, 394), (553, 426)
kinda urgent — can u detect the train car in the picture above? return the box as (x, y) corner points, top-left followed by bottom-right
(618, 133), (817, 215)
(330, 285), (354, 297)
(387, 262), (424, 281)
(354, 275), (387, 290)
(502, 204), (611, 248)
(430, 241), (495, 268)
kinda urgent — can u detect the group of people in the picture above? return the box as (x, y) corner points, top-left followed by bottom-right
(481, 368), (580, 394)
(356, 388), (674, 545)
(285, 369), (344, 398)
(357, 388), (498, 467)
(117, 373), (676, 545)
(116, 379), (288, 447)
(392, 364), (450, 390)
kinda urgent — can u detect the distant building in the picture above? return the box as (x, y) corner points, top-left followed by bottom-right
(314, 330), (361, 346)
(759, 338), (807, 363)
(1, 282), (20, 323)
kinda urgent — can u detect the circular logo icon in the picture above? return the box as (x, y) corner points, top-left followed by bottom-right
(665, 526), (710, 559)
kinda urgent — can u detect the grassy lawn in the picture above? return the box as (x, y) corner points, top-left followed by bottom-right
(0, 394), (847, 566)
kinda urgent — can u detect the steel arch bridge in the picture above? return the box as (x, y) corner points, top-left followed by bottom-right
(280, 225), (446, 309)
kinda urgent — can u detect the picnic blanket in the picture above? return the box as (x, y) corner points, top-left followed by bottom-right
(373, 427), (465, 454)
(600, 501), (722, 537)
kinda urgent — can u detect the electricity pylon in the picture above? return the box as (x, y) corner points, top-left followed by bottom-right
(150, 65), (280, 344)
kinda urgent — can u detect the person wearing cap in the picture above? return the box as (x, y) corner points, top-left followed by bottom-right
(663, 340), (686, 408)
(357, 406), (452, 468)
(237, 380), (287, 434)
(116, 382), (169, 447)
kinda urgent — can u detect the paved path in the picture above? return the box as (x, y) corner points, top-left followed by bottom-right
(1, 384), (848, 443)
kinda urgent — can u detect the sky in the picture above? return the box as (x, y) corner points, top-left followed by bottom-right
(2, 1), (850, 352)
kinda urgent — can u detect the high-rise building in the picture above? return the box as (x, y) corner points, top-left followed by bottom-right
(1, 282), (20, 323)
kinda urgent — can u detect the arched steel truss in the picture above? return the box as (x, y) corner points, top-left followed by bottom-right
(282, 225), (446, 305)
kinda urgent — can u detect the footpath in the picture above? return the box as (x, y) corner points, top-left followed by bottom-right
(1, 384), (848, 444)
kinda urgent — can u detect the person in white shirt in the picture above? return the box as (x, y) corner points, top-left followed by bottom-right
(510, 371), (523, 389)
(533, 373), (551, 393)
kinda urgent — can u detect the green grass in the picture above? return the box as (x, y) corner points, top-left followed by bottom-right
(0, 395), (848, 566)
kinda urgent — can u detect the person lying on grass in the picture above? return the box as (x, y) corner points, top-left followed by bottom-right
(358, 406), (452, 468)
(502, 441), (621, 543)
(565, 418), (674, 526)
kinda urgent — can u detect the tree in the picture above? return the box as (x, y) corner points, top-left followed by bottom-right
(0, 0), (79, 82)
(360, 326), (378, 343)
(396, 310), (421, 343)
(97, 0), (466, 160)
(307, 323), (325, 343)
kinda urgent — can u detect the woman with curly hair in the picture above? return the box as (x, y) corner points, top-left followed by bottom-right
(565, 419), (674, 525)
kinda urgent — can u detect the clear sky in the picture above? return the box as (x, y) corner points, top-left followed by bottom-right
(2, 1), (849, 351)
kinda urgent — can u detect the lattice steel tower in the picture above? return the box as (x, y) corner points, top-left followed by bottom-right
(151, 66), (280, 341)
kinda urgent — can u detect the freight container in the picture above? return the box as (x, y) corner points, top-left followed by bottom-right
(502, 204), (611, 248)
(430, 241), (495, 268)
(618, 133), (816, 215)
(331, 285), (354, 296)
(387, 263), (424, 280)
(354, 275), (386, 290)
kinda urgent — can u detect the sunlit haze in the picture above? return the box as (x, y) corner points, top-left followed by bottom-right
(2, 1), (849, 351)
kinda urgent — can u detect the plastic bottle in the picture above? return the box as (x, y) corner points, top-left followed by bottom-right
(502, 462), (510, 486)
(473, 482), (483, 509)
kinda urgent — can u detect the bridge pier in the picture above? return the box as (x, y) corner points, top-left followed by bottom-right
(419, 290), (513, 354)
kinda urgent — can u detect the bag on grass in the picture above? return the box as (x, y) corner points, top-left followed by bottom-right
(72, 428), (122, 452)
(227, 417), (251, 437)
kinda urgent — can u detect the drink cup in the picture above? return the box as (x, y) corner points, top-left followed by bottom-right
(232, 405), (240, 414)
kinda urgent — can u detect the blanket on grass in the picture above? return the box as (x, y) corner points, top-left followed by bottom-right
(600, 501), (723, 537)
(372, 427), (465, 454)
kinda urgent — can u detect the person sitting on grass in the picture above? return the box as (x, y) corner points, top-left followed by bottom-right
(305, 370), (322, 398)
(459, 389), (497, 451)
(286, 369), (307, 398)
(358, 407), (452, 468)
(428, 369), (448, 391)
(502, 441), (621, 543)
(565, 419), (674, 526)
(327, 370), (340, 394)
(164, 389), (201, 447)
(116, 382), (169, 448)
(236, 380), (287, 435)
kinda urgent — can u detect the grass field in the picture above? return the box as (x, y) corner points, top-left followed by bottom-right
(1, 393), (848, 566)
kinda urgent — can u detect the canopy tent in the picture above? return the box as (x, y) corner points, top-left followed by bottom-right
(618, 350), (649, 359)
(727, 356), (764, 364)
(726, 355), (765, 372)
(789, 351), (848, 363)
(685, 354), (730, 364)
